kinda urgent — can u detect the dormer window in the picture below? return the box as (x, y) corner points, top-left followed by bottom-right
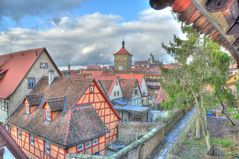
(45, 109), (51, 121)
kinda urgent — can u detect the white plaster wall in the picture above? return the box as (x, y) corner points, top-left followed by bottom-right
(109, 78), (123, 101)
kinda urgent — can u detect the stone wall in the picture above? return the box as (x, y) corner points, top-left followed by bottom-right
(118, 122), (160, 145)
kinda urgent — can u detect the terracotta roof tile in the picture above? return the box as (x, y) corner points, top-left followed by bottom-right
(114, 47), (132, 56)
(46, 96), (66, 112)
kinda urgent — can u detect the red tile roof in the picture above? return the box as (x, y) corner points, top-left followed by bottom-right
(0, 48), (61, 99)
(114, 47), (133, 56)
(0, 123), (28, 159)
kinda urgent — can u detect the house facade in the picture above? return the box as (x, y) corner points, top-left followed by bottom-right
(0, 48), (60, 123)
(95, 76), (123, 101)
(119, 78), (142, 106)
(7, 77), (120, 159)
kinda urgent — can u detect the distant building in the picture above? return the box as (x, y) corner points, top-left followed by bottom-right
(114, 40), (133, 71)
(7, 76), (120, 158)
(0, 48), (61, 123)
(135, 53), (160, 68)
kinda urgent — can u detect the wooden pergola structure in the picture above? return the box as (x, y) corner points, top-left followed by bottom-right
(149, 0), (239, 66)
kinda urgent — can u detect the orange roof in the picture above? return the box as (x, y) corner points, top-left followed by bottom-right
(114, 47), (133, 56)
(0, 48), (60, 99)
(117, 74), (145, 86)
(114, 40), (133, 56)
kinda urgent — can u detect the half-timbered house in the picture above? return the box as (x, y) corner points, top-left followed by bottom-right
(7, 76), (120, 159)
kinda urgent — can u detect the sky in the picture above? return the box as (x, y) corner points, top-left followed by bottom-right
(0, 0), (183, 66)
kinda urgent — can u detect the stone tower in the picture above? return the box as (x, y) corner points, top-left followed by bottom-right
(114, 40), (133, 71)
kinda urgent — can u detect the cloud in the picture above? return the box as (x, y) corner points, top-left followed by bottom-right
(0, 0), (86, 21)
(0, 8), (183, 66)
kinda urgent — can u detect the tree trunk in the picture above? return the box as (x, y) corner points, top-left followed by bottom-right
(193, 93), (202, 139)
(200, 96), (211, 150)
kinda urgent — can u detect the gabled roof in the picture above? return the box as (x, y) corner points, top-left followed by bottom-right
(93, 75), (119, 96)
(7, 77), (110, 148)
(98, 80), (114, 96)
(0, 123), (28, 159)
(0, 48), (61, 99)
(119, 78), (138, 99)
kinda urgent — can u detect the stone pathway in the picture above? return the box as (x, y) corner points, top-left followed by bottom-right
(153, 107), (196, 159)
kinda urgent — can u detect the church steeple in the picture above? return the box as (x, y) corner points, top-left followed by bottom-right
(122, 38), (125, 48)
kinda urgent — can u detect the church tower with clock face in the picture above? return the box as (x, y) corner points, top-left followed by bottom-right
(113, 40), (133, 71)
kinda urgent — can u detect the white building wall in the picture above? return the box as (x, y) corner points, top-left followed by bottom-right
(109, 78), (123, 101)
(129, 85), (142, 106)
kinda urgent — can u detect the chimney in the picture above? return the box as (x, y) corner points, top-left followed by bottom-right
(68, 64), (71, 76)
(48, 70), (55, 85)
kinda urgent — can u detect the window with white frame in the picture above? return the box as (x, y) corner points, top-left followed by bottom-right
(18, 128), (22, 139)
(45, 140), (50, 154)
(114, 91), (116, 97)
(77, 143), (84, 151)
(45, 109), (51, 121)
(117, 91), (119, 96)
(30, 134), (34, 145)
(0, 100), (8, 112)
(92, 138), (98, 145)
(26, 104), (30, 114)
(85, 141), (91, 148)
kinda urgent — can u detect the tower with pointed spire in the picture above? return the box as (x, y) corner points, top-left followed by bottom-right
(113, 39), (133, 71)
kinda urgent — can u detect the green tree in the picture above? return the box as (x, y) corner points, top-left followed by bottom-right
(161, 24), (235, 150)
